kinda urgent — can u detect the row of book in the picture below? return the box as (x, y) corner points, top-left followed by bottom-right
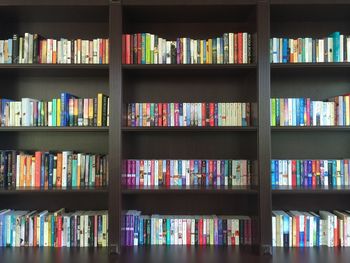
(127, 102), (253, 127)
(123, 159), (252, 187)
(0, 33), (109, 64)
(270, 32), (350, 63)
(0, 209), (108, 247)
(0, 93), (109, 127)
(0, 151), (108, 189)
(271, 159), (350, 187)
(122, 33), (253, 65)
(272, 210), (350, 247)
(122, 211), (252, 246)
(270, 96), (349, 126)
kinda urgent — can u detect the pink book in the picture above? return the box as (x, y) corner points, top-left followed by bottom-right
(306, 98), (311, 126)
(146, 103), (151, 126)
(151, 160), (155, 186)
(174, 103), (179, 126)
(131, 160), (136, 186)
(127, 160), (132, 186)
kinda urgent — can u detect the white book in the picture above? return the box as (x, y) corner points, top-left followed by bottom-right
(0, 40), (4, 63)
(243, 32), (248, 63)
(229, 33), (234, 64)
(28, 33), (33, 63)
(347, 37), (350, 62)
(48, 101), (52, 126)
(62, 151), (72, 187)
(319, 39), (324, 62)
(154, 160), (159, 186)
(47, 39), (53, 64)
(24, 33), (29, 63)
(340, 35), (344, 62)
(166, 41), (171, 64)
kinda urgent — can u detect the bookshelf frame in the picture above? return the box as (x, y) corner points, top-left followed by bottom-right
(2, 0), (350, 260)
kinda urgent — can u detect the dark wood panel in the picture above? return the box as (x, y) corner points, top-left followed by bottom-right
(123, 131), (257, 160)
(272, 132), (350, 159)
(123, 69), (257, 103)
(123, 0), (256, 6)
(271, 68), (350, 99)
(272, 194), (350, 211)
(123, 194), (258, 215)
(0, 192), (108, 210)
(0, 132), (108, 154)
(123, 5), (256, 24)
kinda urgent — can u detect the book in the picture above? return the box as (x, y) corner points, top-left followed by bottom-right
(0, 33), (109, 64)
(122, 32), (253, 65)
(122, 211), (252, 246)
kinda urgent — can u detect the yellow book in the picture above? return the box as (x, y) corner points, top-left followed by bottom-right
(208, 39), (212, 64)
(97, 93), (103, 127)
(88, 98), (94, 125)
(57, 98), (61, 126)
(200, 40), (204, 64)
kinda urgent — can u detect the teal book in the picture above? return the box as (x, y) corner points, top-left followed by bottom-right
(72, 157), (77, 187)
(330, 31), (340, 62)
(52, 99), (57, 126)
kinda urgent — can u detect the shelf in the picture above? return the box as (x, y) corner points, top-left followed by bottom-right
(271, 63), (350, 69)
(122, 127), (257, 132)
(272, 186), (350, 194)
(0, 0), (109, 6)
(0, 127), (109, 132)
(271, 126), (350, 132)
(0, 187), (108, 195)
(123, 0), (256, 6)
(122, 185), (258, 195)
(122, 64), (256, 70)
(0, 64), (109, 69)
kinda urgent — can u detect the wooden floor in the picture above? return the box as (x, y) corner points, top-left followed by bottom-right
(1, 247), (350, 263)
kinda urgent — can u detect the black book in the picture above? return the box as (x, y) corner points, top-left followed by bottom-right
(171, 41), (176, 64)
(223, 33), (229, 64)
(12, 34), (19, 64)
(102, 95), (108, 126)
(93, 98), (98, 126)
(33, 34), (41, 64)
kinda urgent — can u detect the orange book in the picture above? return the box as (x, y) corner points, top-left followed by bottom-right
(35, 151), (41, 188)
(33, 216), (37, 246)
(52, 40), (57, 64)
(41, 40), (47, 64)
(56, 153), (62, 188)
(26, 155), (32, 187)
(19, 154), (25, 187)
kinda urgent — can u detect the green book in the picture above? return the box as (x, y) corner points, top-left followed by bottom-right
(146, 33), (151, 64)
(271, 98), (276, 126)
(296, 160), (300, 186)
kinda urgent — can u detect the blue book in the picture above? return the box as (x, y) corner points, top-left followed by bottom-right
(40, 153), (46, 188)
(282, 38), (288, 63)
(304, 160), (308, 187)
(275, 160), (279, 186)
(48, 154), (54, 187)
(206, 160), (209, 186)
(220, 160), (225, 186)
(214, 103), (218, 126)
(60, 92), (76, 127)
(186, 103), (191, 126)
(139, 217), (143, 245)
(178, 160), (183, 186)
(220, 37), (224, 63)
(300, 98), (305, 126)
(203, 39), (207, 64)
(332, 160), (337, 186)
(7, 39), (12, 64)
(218, 219), (223, 245)
(179, 103), (183, 126)
(307, 160), (312, 186)
(187, 38), (191, 64)
(139, 103), (142, 126)
(330, 32), (340, 62)
(299, 214), (304, 247)
(170, 160), (174, 185)
(283, 214), (289, 247)
(296, 99), (300, 126)
(271, 160), (276, 186)
(194, 160), (199, 185)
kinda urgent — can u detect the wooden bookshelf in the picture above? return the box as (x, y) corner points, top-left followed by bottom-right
(2, 0), (350, 261)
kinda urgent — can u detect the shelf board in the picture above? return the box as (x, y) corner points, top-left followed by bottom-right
(271, 126), (350, 132)
(271, 62), (350, 69)
(0, 127), (109, 132)
(0, 0), (109, 6)
(122, 185), (258, 195)
(272, 186), (350, 194)
(123, 0), (256, 6)
(122, 127), (257, 132)
(0, 187), (108, 194)
(122, 64), (256, 70)
(0, 64), (109, 69)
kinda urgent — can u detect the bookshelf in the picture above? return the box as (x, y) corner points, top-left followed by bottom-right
(2, 0), (350, 261)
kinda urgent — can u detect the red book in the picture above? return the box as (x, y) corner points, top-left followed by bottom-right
(209, 103), (215, 127)
(35, 151), (41, 187)
(312, 160), (316, 187)
(209, 160), (213, 186)
(122, 34), (126, 64)
(234, 33), (238, 64)
(186, 219), (191, 245)
(162, 103), (168, 126)
(335, 218), (339, 247)
(125, 34), (131, 64)
(137, 33), (142, 64)
(99, 39), (103, 64)
(130, 34), (133, 65)
(166, 160), (170, 186)
(57, 215), (62, 247)
(158, 103), (163, 126)
(292, 160), (296, 187)
(199, 218), (203, 245)
(238, 33), (243, 64)
(201, 103), (206, 126)
(94, 215), (98, 247)
(151, 160), (154, 186)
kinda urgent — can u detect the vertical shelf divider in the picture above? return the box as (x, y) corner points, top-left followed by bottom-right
(257, 0), (272, 255)
(108, 0), (122, 255)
